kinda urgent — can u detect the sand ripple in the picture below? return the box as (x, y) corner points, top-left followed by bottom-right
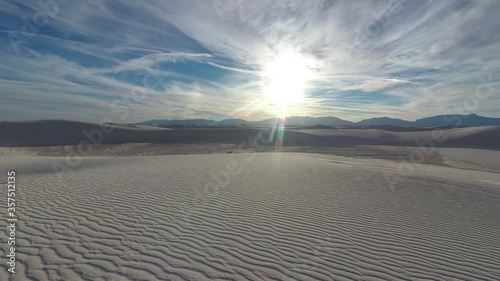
(1, 153), (500, 280)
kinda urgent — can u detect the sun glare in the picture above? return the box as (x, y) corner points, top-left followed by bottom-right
(263, 50), (313, 113)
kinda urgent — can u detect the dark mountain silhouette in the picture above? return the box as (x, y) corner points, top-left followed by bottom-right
(140, 119), (217, 126)
(217, 119), (248, 125)
(138, 114), (500, 127)
(414, 114), (500, 127)
(357, 117), (413, 126)
(251, 116), (355, 126)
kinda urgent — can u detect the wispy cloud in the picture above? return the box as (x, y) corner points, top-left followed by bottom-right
(0, 0), (499, 122)
(105, 52), (213, 73)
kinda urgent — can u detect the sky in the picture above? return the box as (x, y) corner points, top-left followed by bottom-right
(0, 0), (499, 123)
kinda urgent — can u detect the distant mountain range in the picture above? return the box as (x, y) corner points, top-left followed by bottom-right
(138, 114), (500, 127)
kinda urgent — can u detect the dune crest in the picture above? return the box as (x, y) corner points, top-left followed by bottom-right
(1, 121), (500, 150)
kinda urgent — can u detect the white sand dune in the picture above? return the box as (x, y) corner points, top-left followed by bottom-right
(433, 147), (500, 173)
(1, 153), (500, 280)
(294, 126), (500, 149)
(0, 121), (253, 147)
(1, 121), (500, 150)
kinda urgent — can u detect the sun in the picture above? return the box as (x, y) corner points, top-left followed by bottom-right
(263, 49), (313, 113)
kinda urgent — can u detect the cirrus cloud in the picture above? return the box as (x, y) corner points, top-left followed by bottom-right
(0, 0), (499, 122)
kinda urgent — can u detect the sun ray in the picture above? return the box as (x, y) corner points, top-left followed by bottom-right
(262, 48), (314, 148)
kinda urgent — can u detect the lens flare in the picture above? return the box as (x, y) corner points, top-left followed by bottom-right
(262, 48), (314, 149)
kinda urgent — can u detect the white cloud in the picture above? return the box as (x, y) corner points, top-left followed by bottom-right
(1, 0), (499, 121)
(106, 52), (213, 73)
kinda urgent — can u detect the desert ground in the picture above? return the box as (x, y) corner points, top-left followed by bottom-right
(1, 121), (500, 280)
(1, 153), (500, 280)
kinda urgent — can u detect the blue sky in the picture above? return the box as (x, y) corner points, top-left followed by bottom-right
(0, 0), (499, 122)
